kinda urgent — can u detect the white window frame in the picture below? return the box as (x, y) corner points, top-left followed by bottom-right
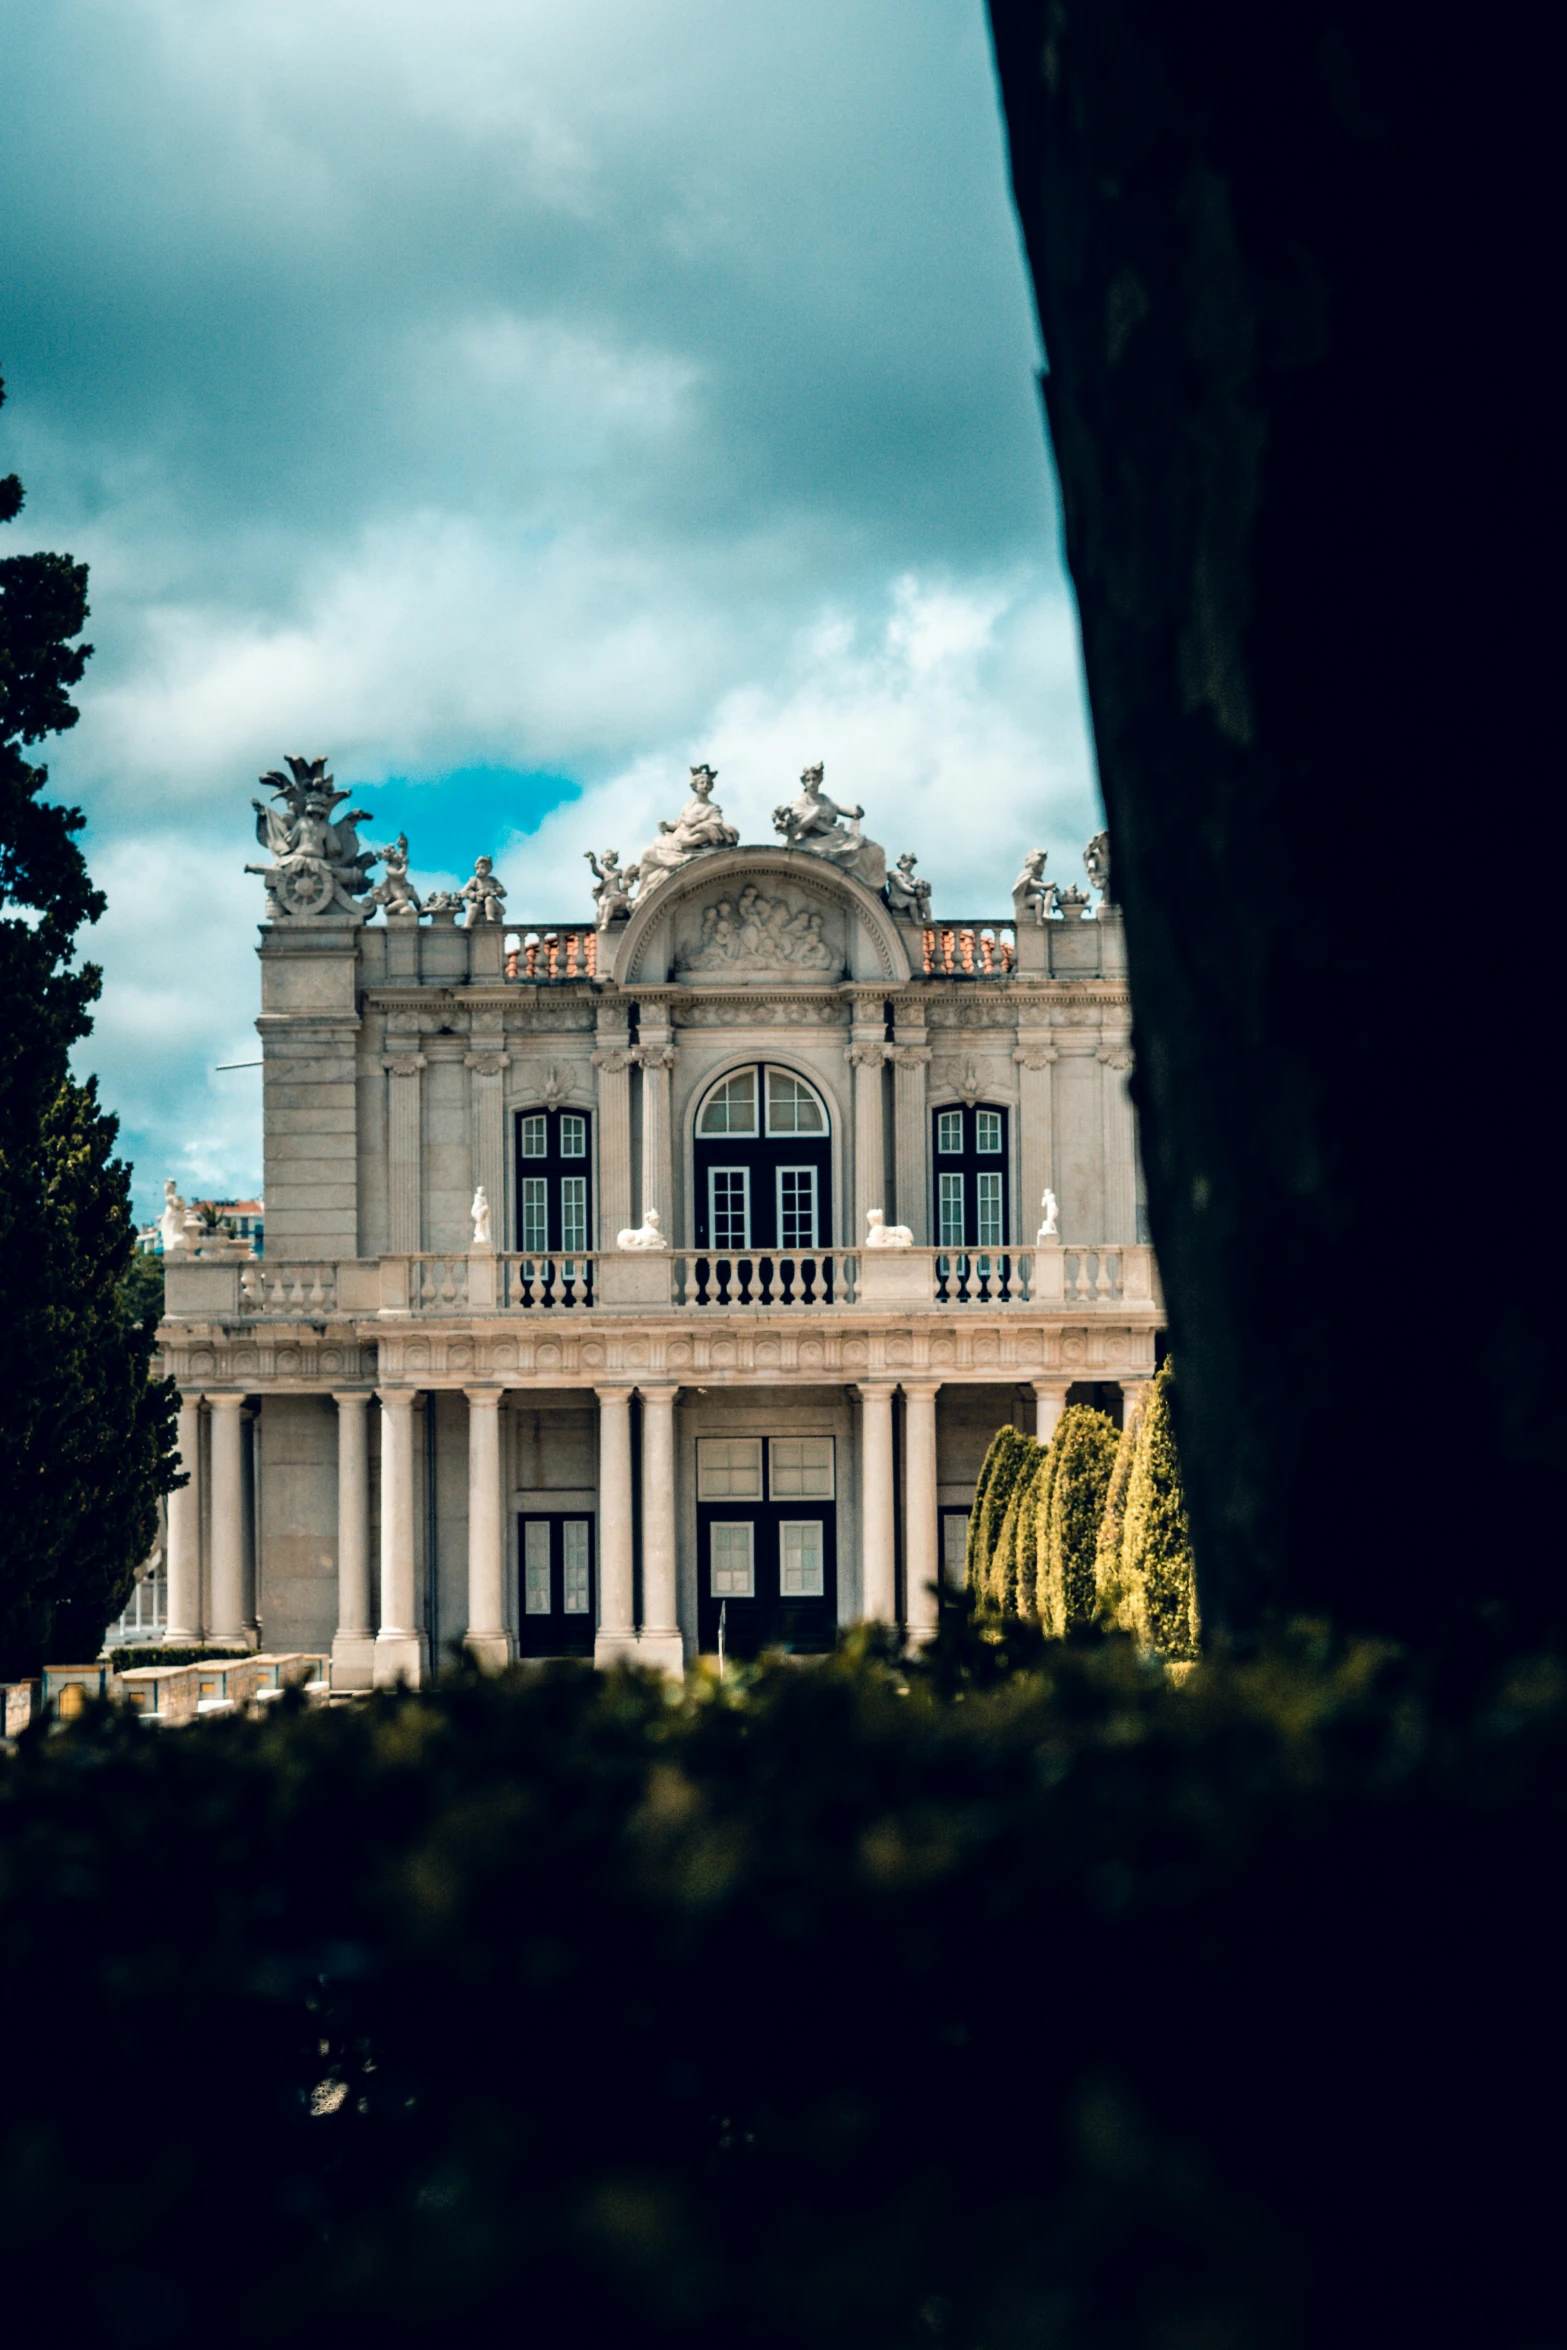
(975, 1109), (1003, 1155)
(708, 1164), (751, 1250)
(559, 1113), (587, 1158)
(976, 1170), (1003, 1248)
(937, 1110), (964, 1155)
(560, 1174), (588, 1256)
(561, 1519), (591, 1614)
(520, 1174), (549, 1254)
(520, 1113), (548, 1158)
(709, 1521), (756, 1597)
(698, 1438), (764, 1501)
(768, 1436), (835, 1500)
(775, 1164), (818, 1250)
(697, 1070), (760, 1138)
(764, 1068), (828, 1137)
(523, 1520), (551, 1615)
(778, 1519), (825, 1598)
(939, 1171), (965, 1248)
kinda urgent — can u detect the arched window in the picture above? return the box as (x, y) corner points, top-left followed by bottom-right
(514, 1106), (592, 1254)
(693, 1065), (832, 1250)
(931, 1101), (1010, 1247)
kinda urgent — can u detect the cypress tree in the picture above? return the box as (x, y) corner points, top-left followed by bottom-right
(1013, 1451), (1051, 1619)
(1040, 1405), (1120, 1637)
(0, 376), (179, 1674)
(1119, 1360), (1200, 1662)
(965, 1424), (1033, 1605)
(1094, 1386), (1147, 1636)
(987, 1439), (1043, 1615)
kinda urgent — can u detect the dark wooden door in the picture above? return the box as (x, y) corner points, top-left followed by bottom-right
(695, 1435), (837, 1657)
(516, 1513), (595, 1658)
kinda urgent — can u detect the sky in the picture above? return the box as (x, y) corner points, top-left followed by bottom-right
(0, 0), (1100, 1217)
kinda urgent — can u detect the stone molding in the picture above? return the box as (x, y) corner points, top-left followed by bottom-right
(464, 1051), (511, 1077)
(1014, 1043), (1060, 1069)
(383, 1053), (427, 1078)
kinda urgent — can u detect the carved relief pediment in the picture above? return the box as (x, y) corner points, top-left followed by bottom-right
(674, 883), (845, 981)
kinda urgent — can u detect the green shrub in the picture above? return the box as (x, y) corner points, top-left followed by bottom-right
(1039, 1405), (1120, 1636)
(965, 1422), (1034, 1603)
(1120, 1360), (1199, 1661)
(988, 1439), (1043, 1615)
(1095, 1384), (1147, 1633)
(1013, 1450), (1052, 1619)
(0, 1624), (1560, 2347)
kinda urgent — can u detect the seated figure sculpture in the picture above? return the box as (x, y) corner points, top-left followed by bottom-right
(635, 766), (739, 893)
(772, 763), (886, 890)
(885, 851), (932, 922)
(865, 1208), (915, 1248)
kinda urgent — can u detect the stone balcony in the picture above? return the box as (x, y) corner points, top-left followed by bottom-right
(163, 1242), (1161, 1325)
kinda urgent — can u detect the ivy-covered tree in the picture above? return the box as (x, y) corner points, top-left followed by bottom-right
(1119, 1361), (1199, 1662)
(1039, 1405), (1120, 1637)
(0, 375), (179, 1675)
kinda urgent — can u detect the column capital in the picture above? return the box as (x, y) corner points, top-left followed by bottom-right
(463, 1386), (504, 1409)
(899, 1379), (942, 1400)
(636, 1383), (681, 1405)
(853, 1380), (899, 1401)
(205, 1390), (246, 1411)
(1031, 1378), (1072, 1397)
(593, 1384), (636, 1407)
(331, 1388), (372, 1408)
(464, 1050), (511, 1076)
(382, 1053), (427, 1077)
(376, 1384), (419, 1409)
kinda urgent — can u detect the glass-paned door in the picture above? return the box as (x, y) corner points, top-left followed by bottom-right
(930, 1102), (1011, 1249)
(693, 1065), (832, 1251)
(513, 1106), (594, 1297)
(696, 1434), (836, 1656)
(516, 1513), (596, 1657)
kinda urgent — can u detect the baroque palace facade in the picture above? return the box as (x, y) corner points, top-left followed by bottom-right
(156, 758), (1160, 1683)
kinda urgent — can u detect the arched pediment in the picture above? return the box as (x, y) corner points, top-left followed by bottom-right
(615, 846), (911, 987)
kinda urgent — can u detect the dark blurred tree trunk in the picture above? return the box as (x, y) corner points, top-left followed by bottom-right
(986, 1), (1559, 1638)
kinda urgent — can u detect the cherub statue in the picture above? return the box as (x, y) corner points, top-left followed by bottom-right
(636, 765), (739, 892)
(470, 1186), (492, 1248)
(616, 1207), (669, 1251)
(1036, 1188), (1060, 1240)
(366, 834), (422, 917)
(865, 1208), (914, 1249)
(1084, 829), (1112, 902)
(1012, 848), (1056, 925)
(585, 848), (639, 928)
(460, 855), (507, 928)
(884, 851), (932, 921)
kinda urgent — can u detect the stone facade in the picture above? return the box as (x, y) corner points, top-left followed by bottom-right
(158, 762), (1161, 1683)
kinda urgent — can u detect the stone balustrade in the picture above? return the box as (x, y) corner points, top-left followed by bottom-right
(920, 921), (1017, 976)
(173, 1243), (1159, 1321)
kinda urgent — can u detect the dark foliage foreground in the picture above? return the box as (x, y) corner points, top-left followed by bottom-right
(2, 1620), (1560, 2349)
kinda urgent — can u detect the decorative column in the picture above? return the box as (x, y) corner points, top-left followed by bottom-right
(856, 1382), (898, 1624)
(207, 1393), (254, 1647)
(636, 1037), (676, 1232)
(638, 1385), (684, 1672)
(465, 1047), (510, 1247)
(384, 1050), (426, 1256)
(848, 1038), (888, 1241)
(902, 1382), (941, 1645)
(374, 1388), (427, 1686)
(1099, 1043), (1138, 1243)
(890, 1039), (931, 1241)
(464, 1388), (511, 1669)
(592, 1038), (635, 1249)
(331, 1392), (375, 1688)
(594, 1388), (638, 1665)
(1014, 1038), (1059, 1247)
(240, 1404), (259, 1637)
(165, 1392), (204, 1642)
(1032, 1380), (1072, 1444)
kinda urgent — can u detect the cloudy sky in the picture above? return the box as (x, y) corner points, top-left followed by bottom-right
(2, 0), (1098, 1216)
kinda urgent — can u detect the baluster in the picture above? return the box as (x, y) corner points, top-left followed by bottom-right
(959, 928), (975, 973)
(308, 1268), (326, 1312)
(922, 927), (935, 974)
(1002, 934), (1015, 972)
(1095, 1249), (1115, 1301)
(418, 1261), (437, 1308)
(1074, 1251), (1093, 1301)
(288, 1270), (307, 1311)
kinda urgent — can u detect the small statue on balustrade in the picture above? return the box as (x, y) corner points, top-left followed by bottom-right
(865, 1208), (914, 1249)
(1084, 830), (1112, 903)
(884, 852), (932, 922)
(1012, 848), (1056, 926)
(585, 848), (639, 927)
(461, 855), (507, 927)
(617, 1208), (669, 1251)
(366, 834), (422, 918)
(470, 1186), (493, 1249)
(1037, 1189), (1061, 1240)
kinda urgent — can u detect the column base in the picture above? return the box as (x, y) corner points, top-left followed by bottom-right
(207, 1629), (259, 1654)
(636, 1630), (686, 1676)
(372, 1631), (429, 1689)
(594, 1630), (641, 1670)
(464, 1629), (515, 1673)
(904, 1621), (939, 1651)
(331, 1632), (378, 1690)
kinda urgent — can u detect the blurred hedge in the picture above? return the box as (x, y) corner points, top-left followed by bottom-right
(2, 1620), (1562, 2347)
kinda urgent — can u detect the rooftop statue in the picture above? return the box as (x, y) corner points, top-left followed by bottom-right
(1012, 847), (1056, 925)
(585, 848), (639, 928)
(884, 851), (932, 922)
(772, 762), (886, 890)
(1084, 829), (1112, 903)
(365, 833), (422, 917)
(246, 753), (380, 920)
(460, 854), (507, 928)
(635, 764), (739, 894)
